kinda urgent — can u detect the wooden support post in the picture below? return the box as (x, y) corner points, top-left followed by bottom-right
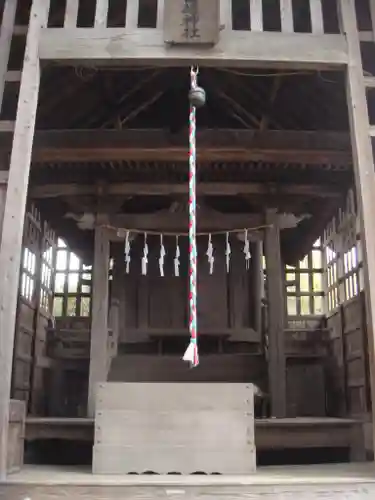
(0, 171), (8, 245)
(88, 225), (110, 418)
(0, 0), (49, 480)
(108, 245), (124, 369)
(64, 0), (79, 28)
(338, 0), (375, 458)
(125, 0), (139, 30)
(264, 209), (286, 418)
(0, 0), (17, 113)
(280, 0), (294, 33)
(251, 241), (264, 336)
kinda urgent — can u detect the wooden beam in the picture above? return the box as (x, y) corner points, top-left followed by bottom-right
(338, 0), (375, 461)
(88, 225), (110, 418)
(0, 0), (49, 481)
(264, 209), (286, 417)
(251, 241), (264, 336)
(107, 212), (265, 235)
(30, 181), (344, 199)
(0, 129), (352, 165)
(38, 28), (348, 69)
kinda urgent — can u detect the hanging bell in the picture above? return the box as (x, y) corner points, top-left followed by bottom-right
(189, 86), (206, 108)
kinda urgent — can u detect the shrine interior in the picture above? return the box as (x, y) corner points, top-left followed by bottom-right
(1, 0), (375, 472)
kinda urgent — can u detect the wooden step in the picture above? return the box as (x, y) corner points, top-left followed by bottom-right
(13, 25), (27, 36)
(0, 121), (14, 132)
(364, 76), (375, 89)
(5, 71), (21, 83)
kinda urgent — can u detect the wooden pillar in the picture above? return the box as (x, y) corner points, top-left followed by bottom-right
(88, 225), (110, 418)
(107, 245), (124, 368)
(0, 171), (8, 245)
(251, 241), (264, 336)
(338, 0), (375, 456)
(0, 0), (17, 114)
(0, 0), (49, 480)
(264, 209), (286, 417)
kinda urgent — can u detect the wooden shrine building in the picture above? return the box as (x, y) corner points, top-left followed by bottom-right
(2, 0), (375, 497)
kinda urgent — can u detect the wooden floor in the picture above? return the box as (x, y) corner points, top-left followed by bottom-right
(2, 464), (375, 499)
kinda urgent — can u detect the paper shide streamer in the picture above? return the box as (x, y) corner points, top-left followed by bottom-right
(174, 236), (180, 277)
(225, 232), (231, 273)
(206, 234), (214, 275)
(243, 229), (251, 270)
(159, 234), (166, 276)
(125, 231), (131, 274)
(141, 233), (148, 276)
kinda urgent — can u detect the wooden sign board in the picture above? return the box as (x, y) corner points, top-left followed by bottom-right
(163, 0), (220, 45)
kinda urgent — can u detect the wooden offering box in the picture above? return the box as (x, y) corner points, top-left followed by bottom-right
(93, 383), (256, 474)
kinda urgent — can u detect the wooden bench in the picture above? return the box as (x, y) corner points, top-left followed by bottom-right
(25, 415), (365, 462)
(256, 417), (366, 461)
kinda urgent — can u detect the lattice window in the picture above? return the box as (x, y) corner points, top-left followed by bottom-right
(53, 239), (92, 317)
(21, 247), (37, 302)
(19, 206), (57, 314)
(323, 189), (363, 313)
(39, 222), (56, 313)
(324, 220), (340, 313)
(20, 206), (40, 304)
(285, 239), (324, 317)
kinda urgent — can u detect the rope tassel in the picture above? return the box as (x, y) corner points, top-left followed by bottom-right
(183, 66), (203, 368)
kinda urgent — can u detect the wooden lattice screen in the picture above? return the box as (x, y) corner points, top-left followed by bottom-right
(53, 239), (92, 317)
(323, 189), (363, 313)
(285, 239), (324, 317)
(12, 204), (57, 413)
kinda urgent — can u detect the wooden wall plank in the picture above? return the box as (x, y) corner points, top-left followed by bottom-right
(0, 0), (18, 113)
(94, 0), (109, 27)
(108, 354), (265, 385)
(220, 0), (232, 32)
(95, 410), (252, 447)
(87, 225), (109, 417)
(64, 0), (79, 28)
(156, 0), (164, 29)
(0, 0), (50, 480)
(280, 0), (294, 33)
(250, 0), (263, 32)
(93, 444), (256, 475)
(337, 0), (375, 456)
(97, 382), (252, 411)
(125, 0), (139, 30)
(310, 0), (324, 35)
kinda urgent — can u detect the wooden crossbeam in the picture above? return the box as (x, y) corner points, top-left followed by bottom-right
(106, 212), (265, 234)
(38, 28), (347, 69)
(29, 181), (344, 199)
(0, 129), (352, 165)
